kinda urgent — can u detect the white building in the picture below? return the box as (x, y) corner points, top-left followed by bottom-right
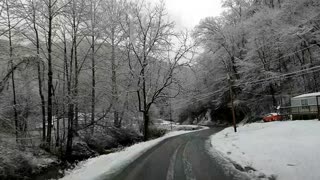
(291, 92), (320, 120)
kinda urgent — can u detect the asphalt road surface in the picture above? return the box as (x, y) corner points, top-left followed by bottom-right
(108, 128), (251, 180)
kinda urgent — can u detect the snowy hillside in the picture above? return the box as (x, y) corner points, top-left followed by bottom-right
(209, 120), (320, 180)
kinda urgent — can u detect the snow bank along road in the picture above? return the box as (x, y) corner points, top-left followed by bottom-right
(108, 128), (250, 180)
(210, 120), (320, 180)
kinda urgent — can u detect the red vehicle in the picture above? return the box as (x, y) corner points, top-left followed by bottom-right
(263, 113), (283, 122)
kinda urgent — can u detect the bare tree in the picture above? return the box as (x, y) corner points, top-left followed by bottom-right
(85, 0), (101, 133)
(101, 0), (127, 128)
(42, 0), (70, 149)
(0, 0), (22, 142)
(128, 1), (195, 140)
(18, 0), (47, 143)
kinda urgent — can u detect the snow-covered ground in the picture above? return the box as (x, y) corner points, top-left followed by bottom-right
(60, 130), (198, 180)
(154, 119), (205, 131)
(0, 139), (58, 179)
(209, 120), (320, 180)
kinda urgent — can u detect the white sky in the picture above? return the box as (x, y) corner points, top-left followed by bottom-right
(162, 0), (224, 29)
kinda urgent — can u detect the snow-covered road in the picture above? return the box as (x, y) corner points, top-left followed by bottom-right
(209, 120), (320, 180)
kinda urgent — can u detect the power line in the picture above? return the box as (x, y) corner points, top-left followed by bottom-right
(170, 65), (320, 111)
(171, 88), (224, 105)
(195, 45), (318, 88)
(170, 45), (320, 110)
(241, 90), (292, 97)
(170, 90), (222, 105)
(171, 88), (227, 110)
(246, 44), (317, 69)
(235, 65), (320, 87)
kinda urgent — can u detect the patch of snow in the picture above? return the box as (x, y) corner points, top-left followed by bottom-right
(155, 119), (208, 131)
(268, 113), (279, 116)
(173, 124), (206, 130)
(292, 92), (320, 98)
(28, 154), (57, 168)
(209, 120), (320, 180)
(60, 130), (197, 180)
(158, 120), (173, 125)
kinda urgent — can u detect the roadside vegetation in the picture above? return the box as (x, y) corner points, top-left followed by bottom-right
(177, 0), (320, 124)
(0, 0), (195, 179)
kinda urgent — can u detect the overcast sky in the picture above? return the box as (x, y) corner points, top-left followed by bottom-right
(163, 0), (224, 29)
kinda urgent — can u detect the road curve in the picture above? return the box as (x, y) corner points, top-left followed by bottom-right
(107, 128), (250, 180)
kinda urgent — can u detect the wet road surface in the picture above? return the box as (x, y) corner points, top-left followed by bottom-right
(108, 128), (251, 180)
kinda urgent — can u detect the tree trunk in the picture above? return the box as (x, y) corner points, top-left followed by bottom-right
(6, 0), (19, 144)
(269, 84), (277, 108)
(65, 44), (74, 158)
(11, 61), (19, 143)
(90, 1), (96, 133)
(74, 35), (79, 131)
(33, 8), (46, 142)
(231, 56), (240, 79)
(66, 37), (74, 159)
(66, 103), (74, 159)
(56, 109), (60, 147)
(46, 0), (54, 148)
(143, 112), (149, 141)
(37, 60), (46, 142)
(118, 93), (129, 129)
(91, 35), (95, 133)
(73, 2), (79, 131)
(111, 28), (119, 128)
(270, 0), (274, 8)
(62, 31), (68, 156)
(65, 0), (80, 157)
(142, 63), (149, 140)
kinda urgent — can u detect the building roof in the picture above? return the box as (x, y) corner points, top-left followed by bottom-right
(292, 92), (320, 99)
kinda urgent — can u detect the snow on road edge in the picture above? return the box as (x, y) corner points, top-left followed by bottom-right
(60, 129), (204, 180)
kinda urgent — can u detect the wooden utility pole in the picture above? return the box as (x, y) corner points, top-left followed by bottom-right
(169, 99), (173, 131)
(227, 74), (237, 132)
(316, 95), (320, 121)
